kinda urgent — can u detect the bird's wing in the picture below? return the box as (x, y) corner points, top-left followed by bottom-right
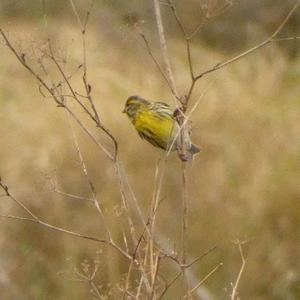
(138, 131), (145, 140)
(155, 101), (170, 108)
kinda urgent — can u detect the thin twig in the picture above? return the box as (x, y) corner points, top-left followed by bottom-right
(115, 161), (152, 293)
(73, 264), (103, 299)
(183, 263), (223, 299)
(140, 33), (179, 101)
(193, 0), (300, 82)
(116, 160), (147, 233)
(70, 0), (118, 159)
(158, 246), (217, 299)
(231, 241), (247, 300)
(0, 180), (131, 260)
(0, 29), (116, 161)
(0, 180), (38, 221)
(187, 0), (234, 40)
(181, 246), (217, 269)
(66, 111), (112, 240)
(158, 270), (182, 300)
(272, 36), (300, 42)
(150, 255), (161, 299)
(46, 43), (97, 122)
(64, 105), (114, 160)
(123, 260), (134, 299)
(181, 162), (188, 265)
(0, 213), (131, 260)
(181, 163), (190, 300)
(69, 0), (83, 28)
(53, 189), (93, 202)
(166, 0), (194, 80)
(153, 0), (179, 101)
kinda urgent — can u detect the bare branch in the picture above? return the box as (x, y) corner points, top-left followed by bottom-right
(158, 246), (217, 299)
(64, 105), (114, 160)
(194, 0), (300, 82)
(0, 178), (38, 221)
(158, 270), (182, 300)
(46, 43), (97, 121)
(1, 213), (132, 259)
(0, 29), (60, 105)
(150, 255), (161, 299)
(140, 33), (180, 100)
(153, 0), (180, 102)
(69, 0), (84, 28)
(183, 262), (223, 299)
(66, 112), (112, 240)
(53, 189), (93, 202)
(166, 0), (194, 79)
(272, 36), (300, 42)
(0, 179), (131, 260)
(0, 28), (117, 161)
(166, 0), (235, 82)
(73, 263), (103, 299)
(181, 246), (217, 269)
(180, 0), (300, 109)
(181, 161), (188, 265)
(231, 241), (247, 300)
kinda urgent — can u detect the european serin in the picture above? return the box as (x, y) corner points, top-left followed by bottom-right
(123, 95), (200, 160)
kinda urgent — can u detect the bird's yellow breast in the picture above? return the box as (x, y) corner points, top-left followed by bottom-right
(133, 110), (177, 148)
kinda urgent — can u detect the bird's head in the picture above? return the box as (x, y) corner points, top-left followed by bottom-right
(123, 95), (150, 120)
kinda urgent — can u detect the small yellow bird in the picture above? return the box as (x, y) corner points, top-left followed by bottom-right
(123, 95), (200, 160)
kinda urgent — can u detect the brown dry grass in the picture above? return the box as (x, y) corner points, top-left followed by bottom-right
(0, 5), (300, 299)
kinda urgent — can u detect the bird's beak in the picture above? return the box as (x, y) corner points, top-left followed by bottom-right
(122, 108), (126, 113)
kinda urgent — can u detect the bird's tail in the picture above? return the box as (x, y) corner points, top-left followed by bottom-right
(190, 144), (200, 154)
(178, 143), (200, 162)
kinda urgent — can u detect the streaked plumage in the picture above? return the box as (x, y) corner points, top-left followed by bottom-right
(123, 95), (200, 160)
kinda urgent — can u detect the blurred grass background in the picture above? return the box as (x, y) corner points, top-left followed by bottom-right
(0, 0), (300, 299)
